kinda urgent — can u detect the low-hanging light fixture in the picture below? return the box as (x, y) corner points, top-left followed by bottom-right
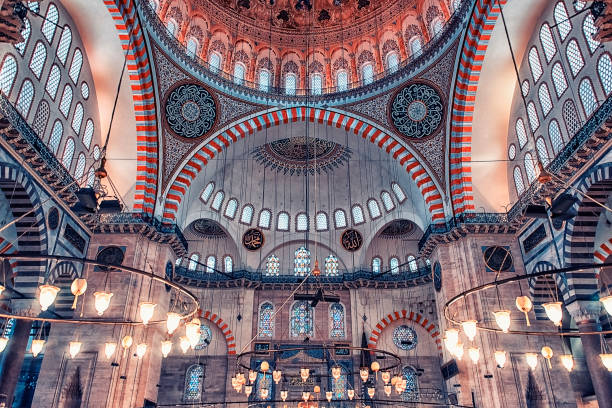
(515, 296), (533, 326)
(139, 302), (157, 325)
(494, 350), (507, 368)
(121, 335), (133, 349)
(560, 354), (574, 372)
(161, 340), (172, 358)
(70, 278), (87, 309)
(179, 336), (190, 354)
(600, 295), (612, 316)
(492, 310), (512, 333)
(69, 341), (82, 358)
(136, 343), (147, 359)
(542, 302), (563, 326)
(525, 353), (538, 370)
(104, 342), (117, 359)
(38, 284), (60, 311)
(166, 312), (182, 334)
(93, 291), (113, 316)
(541, 346), (553, 368)
(461, 320), (478, 341)
(31, 339), (45, 357)
(468, 347), (480, 364)
(0, 336), (8, 352)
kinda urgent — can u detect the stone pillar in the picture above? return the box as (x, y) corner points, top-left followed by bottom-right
(324, 58), (332, 89)
(201, 33), (211, 62)
(0, 319), (32, 406)
(275, 60), (282, 89)
(567, 301), (612, 407)
(349, 53), (358, 84)
(439, 0), (451, 19)
(395, 32), (408, 60)
(248, 53), (257, 83)
(373, 43), (384, 73)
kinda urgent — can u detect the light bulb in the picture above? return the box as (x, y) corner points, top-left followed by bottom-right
(445, 329), (459, 348)
(525, 353), (538, 370)
(93, 291), (113, 316)
(185, 320), (201, 348)
(359, 367), (369, 382)
(261, 360), (269, 372)
(541, 346), (553, 368)
(600, 354), (612, 371)
(244, 385), (252, 397)
(560, 354), (574, 372)
(273, 370), (282, 384)
(300, 367), (310, 382)
(542, 302), (563, 326)
(601, 295), (612, 316)
(280, 390), (288, 401)
(31, 339), (44, 357)
(69, 341), (82, 358)
(179, 336), (190, 353)
(121, 335), (133, 349)
(461, 320), (478, 341)
(0, 336), (8, 352)
(104, 342), (117, 359)
(454, 342), (464, 360)
(347, 389), (355, 400)
(139, 302), (157, 325)
(367, 387), (375, 398)
(332, 366), (341, 379)
(166, 312), (182, 334)
(384, 384), (392, 396)
(326, 391), (332, 402)
(371, 361), (380, 372)
(38, 285), (60, 311)
(495, 350), (507, 368)
(493, 310), (511, 333)
(468, 347), (480, 364)
(161, 340), (172, 358)
(136, 343), (147, 359)
(515, 296), (533, 326)
(381, 371), (390, 384)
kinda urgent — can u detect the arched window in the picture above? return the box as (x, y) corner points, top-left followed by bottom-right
(45, 64), (61, 99)
(82, 119), (94, 149)
(258, 209), (271, 229)
(294, 247), (311, 276)
(316, 212), (328, 231)
(524, 152), (537, 184)
(224, 256), (233, 273)
(211, 191), (224, 211)
(69, 49), (83, 84)
(361, 63), (374, 85)
(391, 182), (406, 202)
(579, 78), (598, 116)
(285, 73), (297, 95)
(165, 19), (177, 36)
(42, 4), (59, 43)
(401, 366), (419, 402)
(200, 182), (214, 203)
(74, 153), (86, 179)
(409, 36), (422, 56)
(277, 212), (289, 231)
(57, 26), (72, 65)
(310, 73), (323, 95)
(372, 257), (381, 274)
(224, 198), (238, 219)
(61, 138), (75, 170)
(329, 303), (345, 338)
(336, 70), (348, 92)
(0, 55), (17, 96)
(290, 301), (313, 337)
(233, 63), (245, 85)
(554, 2), (572, 41)
(183, 365), (204, 402)
(195, 324), (212, 349)
(49, 120), (63, 154)
(551, 62), (568, 97)
(538, 83), (553, 117)
(59, 84), (73, 117)
(598, 54), (612, 95)
(29, 41), (47, 79)
(81, 82), (89, 99)
(72, 102), (83, 133)
(351, 205), (364, 225)
(549, 119), (564, 154)
(381, 191), (395, 211)
(528, 47), (543, 82)
(14, 18), (30, 55)
(325, 255), (338, 276)
(209, 52), (221, 72)
(386, 52), (399, 73)
(186, 37), (198, 57)
(527, 102), (539, 131)
(514, 167), (525, 195)
(390, 257), (400, 275)
(539, 24), (556, 62)
(258, 302), (274, 337)
(508, 144), (516, 160)
(296, 213), (308, 231)
(175, 257), (182, 267)
(407, 255), (418, 272)
(265, 254), (280, 276)
(16, 80), (34, 117)
(205, 256), (216, 273)
(536, 137), (549, 167)
(367, 199), (381, 219)
(431, 18), (444, 36)
(240, 205), (254, 224)
(566, 40), (585, 77)
(583, 15), (600, 53)
(32, 100), (49, 137)
(515, 118), (528, 148)
(86, 167), (95, 187)
(334, 209), (347, 229)
(258, 69), (270, 92)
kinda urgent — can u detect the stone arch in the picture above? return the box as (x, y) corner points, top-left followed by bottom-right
(199, 310), (236, 355)
(528, 261), (559, 321)
(368, 309), (442, 354)
(595, 238), (612, 264)
(47, 261), (79, 317)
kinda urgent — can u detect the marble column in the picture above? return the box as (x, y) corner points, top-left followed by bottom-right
(0, 319), (32, 406)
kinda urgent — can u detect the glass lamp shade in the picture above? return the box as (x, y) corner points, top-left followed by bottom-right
(541, 346), (553, 368)
(560, 354), (574, 372)
(493, 310), (512, 333)
(231, 377), (238, 390)
(136, 343), (147, 359)
(347, 389), (355, 400)
(69, 341), (82, 358)
(0, 284), (4, 296)
(371, 361), (380, 372)
(313, 385), (321, 394)
(384, 385), (392, 396)
(161, 340), (172, 358)
(461, 320), (478, 341)
(236, 372), (246, 385)
(542, 302), (563, 326)
(332, 366), (341, 379)
(600, 295), (612, 316)
(249, 370), (257, 383)
(31, 339), (44, 357)
(104, 342), (116, 359)
(300, 368), (310, 382)
(395, 382), (403, 394)
(525, 353), (538, 370)
(454, 342), (464, 360)
(302, 391), (310, 402)
(70, 278), (87, 309)
(93, 291), (113, 316)
(121, 335), (133, 349)
(273, 370), (282, 384)
(445, 329), (459, 348)
(400, 379), (408, 392)
(260, 360), (270, 372)
(468, 347), (480, 364)
(280, 390), (288, 401)
(600, 354), (612, 371)
(139, 302), (157, 325)
(367, 387), (375, 398)
(260, 388), (269, 399)
(38, 284), (60, 311)
(515, 296), (533, 326)
(0, 336), (8, 352)
(495, 350), (507, 368)
(244, 385), (252, 397)
(185, 320), (201, 348)
(381, 371), (391, 384)
(359, 367), (369, 382)
(235, 383), (242, 393)
(166, 312), (182, 334)
(444, 337), (456, 354)
(326, 391), (332, 401)
(179, 336), (190, 353)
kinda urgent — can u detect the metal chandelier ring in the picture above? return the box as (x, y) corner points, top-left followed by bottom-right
(0, 254), (200, 326)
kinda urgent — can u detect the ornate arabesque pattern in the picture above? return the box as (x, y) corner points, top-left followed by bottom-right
(166, 83), (216, 138)
(391, 83), (443, 139)
(393, 325), (418, 350)
(191, 218), (226, 238)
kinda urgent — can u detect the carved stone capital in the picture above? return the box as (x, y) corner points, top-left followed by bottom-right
(566, 300), (602, 324)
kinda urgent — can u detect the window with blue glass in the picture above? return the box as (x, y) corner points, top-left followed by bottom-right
(290, 301), (313, 337)
(393, 325), (418, 351)
(336, 70), (348, 91)
(195, 324), (212, 350)
(390, 257), (400, 275)
(258, 302), (274, 337)
(209, 52), (221, 72)
(255, 372), (272, 401)
(183, 365), (204, 402)
(325, 254), (338, 276)
(285, 73), (297, 95)
(265, 254), (280, 276)
(329, 303), (345, 338)
(294, 246), (311, 276)
(233, 63), (246, 85)
(372, 257), (381, 274)
(331, 370), (347, 399)
(401, 366), (419, 402)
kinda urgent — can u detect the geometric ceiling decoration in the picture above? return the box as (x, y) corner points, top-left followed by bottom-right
(190, 218), (226, 239)
(378, 219), (417, 239)
(390, 82), (444, 140)
(165, 83), (217, 139)
(251, 136), (351, 176)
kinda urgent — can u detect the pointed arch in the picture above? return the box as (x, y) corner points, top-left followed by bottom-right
(368, 309), (442, 355)
(199, 310), (236, 355)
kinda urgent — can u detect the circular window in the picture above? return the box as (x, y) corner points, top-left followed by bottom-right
(195, 324), (213, 350)
(393, 325), (418, 351)
(508, 144), (516, 160)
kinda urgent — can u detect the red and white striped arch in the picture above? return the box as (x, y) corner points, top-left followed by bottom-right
(368, 309), (442, 354)
(162, 107), (446, 224)
(595, 238), (612, 264)
(200, 310), (236, 355)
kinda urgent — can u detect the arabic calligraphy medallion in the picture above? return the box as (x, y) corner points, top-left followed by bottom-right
(341, 229), (363, 252)
(242, 228), (265, 251)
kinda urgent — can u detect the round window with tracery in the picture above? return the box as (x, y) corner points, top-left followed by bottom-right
(195, 324), (213, 350)
(393, 325), (418, 351)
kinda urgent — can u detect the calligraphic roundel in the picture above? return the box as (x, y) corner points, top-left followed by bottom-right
(341, 229), (363, 252)
(242, 228), (265, 251)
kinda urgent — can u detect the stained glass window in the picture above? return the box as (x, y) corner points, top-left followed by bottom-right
(258, 209), (271, 229)
(391, 183), (406, 202)
(393, 325), (418, 351)
(516, 118), (527, 148)
(211, 191), (224, 211)
(59, 84), (73, 118)
(285, 73), (297, 95)
(195, 324), (212, 349)
(554, 2), (571, 41)
(367, 199), (381, 219)
(259, 69), (270, 92)
(390, 257), (400, 275)
(536, 137), (549, 167)
(528, 47), (542, 83)
(583, 15), (600, 53)
(329, 303), (345, 338)
(514, 167), (525, 195)
(527, 102), (539, 132)
(310, 73), (322, 95)
(265, 254), (280, 276)
(49, 120), (62, 154)
(72, 102), (84, 133)
(407, 255), (418, 272)
(183, 365), (204, 402)
(549, 119), (564, 154)
(540, 24), (556, 62)
(83, 119), (94, 149)
(296, 213), (308, 231)
(524, 152), (537, 184)
(277, 212), (289, 231)
(240, 205), (254, 224)
(401, 366), (419, 402)
(386, 52), (399, 73)
(294, 247), (311, 276)
(325, 254), (338, 276)
(334, 209), (347, 228)
(188, 253), (199, 271)
(186, 37), (198, 57)
(372, 257), (381, 274)
(42, 4), (59, 43)
(69, 49), (83, 84)
(255, 372), (272, 401)
(29, 41), (47, 79)
(224, 198), (238, 219)
(551, 62), (568, 97)
(61, 138), (75, 169)
(566, 40), (585, 77)
(331, 371), (347, 399)
(16, 79), (34, 117)
(234, 63), (245, 85)
(209, 52), (221, 72)
(224, 256), (233, 273)
(200, 182), (214, 203)
(57, 26), (72, 65)
(258, 302), (274, 337)
(14, 18), (30, 55)
(336, 70), (348, 91)
(316, 212), (328, 231)
(362, 63), (374, 85)
(290, 301), (313, 337)
(206, 256), (216, 273)
(598, 54), (612, 95)
(538, 83), (553, 117)
(579, 78), (598, 116)
(381, 191), (395, 211)
(351, 205), (364, 225)
(0, 55), (17, 96)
